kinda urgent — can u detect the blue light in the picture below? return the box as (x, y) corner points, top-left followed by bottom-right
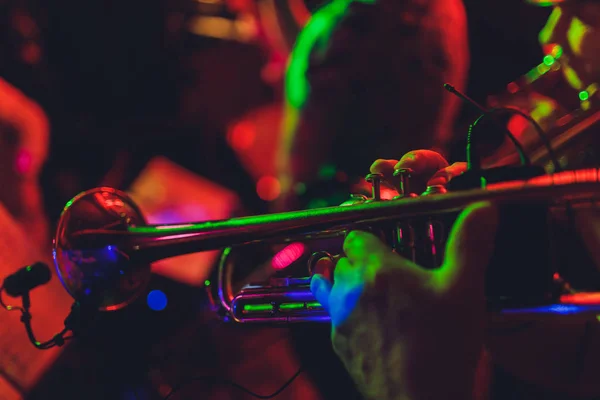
(502, 304), (600, 315)
(147, 290), (168, 311)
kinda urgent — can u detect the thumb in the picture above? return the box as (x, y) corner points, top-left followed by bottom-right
(436, 202), (498, 297)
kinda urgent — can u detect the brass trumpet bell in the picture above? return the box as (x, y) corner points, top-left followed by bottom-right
(53, 188), (152, 311)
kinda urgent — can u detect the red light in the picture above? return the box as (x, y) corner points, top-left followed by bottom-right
(256, 176), (281, 201)
(15, 149), (32, 175)
(507, 82), (519, 94)
(507, 114), (529, 141)
(335, 171), (348, 182)
(227, 121), (256, 151)
(560, 293), (600, 305)
(272, 243), (306, 270)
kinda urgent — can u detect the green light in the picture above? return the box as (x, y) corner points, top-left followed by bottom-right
(525, 68), (539, 84)
(64, 199), (74, 210)
(26, 265), (32, 272)
(307, 198), (329, 209)
(554, 45), (563, 59)
(579, 91), (590, 101)
(480, 176), (487, 189)
(306, 301), (323, 309)
(294, 182), (307, 195)
(285, 0), (350, 109)
(543, 55), (555, 66)
(279, 303), (305, 311)
(204, 280), (210, 286)
(242, 304), (274, 314)
(318, 164), (337, 180)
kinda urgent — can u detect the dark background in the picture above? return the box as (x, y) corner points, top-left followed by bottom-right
(0, 0), (551, 399)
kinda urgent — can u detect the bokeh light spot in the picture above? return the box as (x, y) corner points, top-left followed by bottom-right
(15, 149), (32, 175)
(147, 290), (168, 311)
(294, 182), (307, 195)
(272, 243), (306, 270)
(256, 176), (281, 201)
(227, 121), (256, 151)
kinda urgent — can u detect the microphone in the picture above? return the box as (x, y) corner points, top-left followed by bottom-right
(1, 262), (93, 351)
(443, 83), (488, 113)
(444, 83), (530, 169)
(3, 262), (52, 297)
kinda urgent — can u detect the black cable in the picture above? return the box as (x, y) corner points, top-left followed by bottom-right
(0, 286), (73, 350)
(467, 109), (530, 170)
(490, 106), (562, 172)
(162, 367), (303, 399)
(467, 107), (563, 173)
(444, 83), (561, 172)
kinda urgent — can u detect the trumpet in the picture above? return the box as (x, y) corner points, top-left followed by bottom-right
(53, 167), (600, 323)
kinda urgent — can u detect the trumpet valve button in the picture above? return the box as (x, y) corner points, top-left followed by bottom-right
(365, 173), (384, 201)
(393, 168), (414, 197)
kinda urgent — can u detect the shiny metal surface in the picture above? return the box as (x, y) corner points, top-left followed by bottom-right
(52, 170), (600, 321)
(53, 188), (151, 311)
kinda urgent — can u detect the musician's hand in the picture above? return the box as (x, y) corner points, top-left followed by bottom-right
(311, 202), (498, 400)
(370, 149), (466, 195)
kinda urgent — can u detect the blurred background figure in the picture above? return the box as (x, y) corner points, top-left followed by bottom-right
(0, 77), (73, 400)
(276, 0), (471, 210)
(0, 0), (574, 399)
(0, 77), (49, 249)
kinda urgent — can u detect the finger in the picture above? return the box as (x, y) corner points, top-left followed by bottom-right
(394, 149), (449, 176)
(370, 159), (398, 180)
(333, 257), (361, 285)
(310, 274), (332, 313)
(343, 230), (427, 284)
(437, 201), (499, 297)
(427, 162), (468, 187)
(312, 256), (338, 281)
(394, 150), (449, 194)
(328, 258), (366, 328)
(343, 230), (388, 269)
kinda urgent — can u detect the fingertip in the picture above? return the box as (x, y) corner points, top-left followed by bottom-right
(343, 230), (385, 257)
(310, 273), (331, 289)
(395, 150), (449, 175)
(342, 230), (393, 276)
(425, 162), (468, 187)
(370, 159), (398, 180)
(395, 151), (421, 170)
(310, 274), (332, 312)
